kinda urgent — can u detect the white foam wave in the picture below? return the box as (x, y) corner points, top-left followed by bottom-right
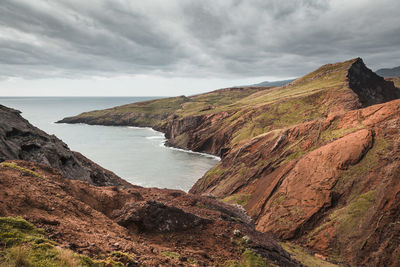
(126, 125), (220, 161)
(160, 142), (221, 161)
(146, 135), (165, 140)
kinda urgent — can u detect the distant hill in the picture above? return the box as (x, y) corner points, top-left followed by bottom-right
(244, 79), (295, 87)
(376, 66), (400, 77)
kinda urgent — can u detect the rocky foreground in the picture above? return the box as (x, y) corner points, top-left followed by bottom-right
(0, 104), (308, 265)
(59, 58), (400, 266)
(0, 160), (301, 266)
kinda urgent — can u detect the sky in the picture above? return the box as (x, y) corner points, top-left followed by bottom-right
(0, 0), (399, 96)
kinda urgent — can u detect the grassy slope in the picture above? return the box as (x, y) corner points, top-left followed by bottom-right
(64, 58), (358, 148)
(64, 87), (265, 127)
(238, 59), (352, 106)
(391, 76), (400, 87)
(221, 58), (358, 145)
(0, 217), (136, 267)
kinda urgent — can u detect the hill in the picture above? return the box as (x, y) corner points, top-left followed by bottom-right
(58, 57), (400, 266)
(376, 66), (400, 77)
(242, 79), (295, 87)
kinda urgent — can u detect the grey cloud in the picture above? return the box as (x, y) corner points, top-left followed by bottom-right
(0, 0), (399, 80)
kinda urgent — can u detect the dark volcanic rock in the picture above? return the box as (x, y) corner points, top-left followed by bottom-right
(0, 105), (130, 187)
(347, 58), (400, 107)
(114, 200), (210, 232)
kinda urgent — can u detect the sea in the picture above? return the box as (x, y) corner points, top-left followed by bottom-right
(0, 97), (219, 192)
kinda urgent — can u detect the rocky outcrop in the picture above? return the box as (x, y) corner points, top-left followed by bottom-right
(0, 160), (301, 266)
(347, 58), (400, 106)
(0, 105), (130, 187)
(114, 200), (211, 232)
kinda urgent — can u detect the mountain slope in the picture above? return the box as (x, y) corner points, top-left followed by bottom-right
(243, 79), (295, 87)
(376, 66), (400, 77)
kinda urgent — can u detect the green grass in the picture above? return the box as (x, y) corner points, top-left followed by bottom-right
(225, 249), (270, 267)
(390, 76), (400, 87)
(194, 164), (225, 192)
(334, 136), (390, 195)
(1, 162), (42, 178)
(281, 242), (338, 267)
(271, 194), (286, 206)
(70, 87), (263, 127)
(223, 194), (251, 207)
(307, 136), (390, 252)
(336, 191), (376, 235)
(0, 217), (132, 267)
(239, 59), (356, 106)
(308, 190), (376, 258)
(160, 251), (180, 259)
(231, 93), (326, 144)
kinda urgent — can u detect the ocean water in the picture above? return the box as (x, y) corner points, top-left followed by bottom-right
(0, 97), (219, 191)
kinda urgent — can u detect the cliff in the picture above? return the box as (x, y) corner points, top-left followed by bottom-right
(57, 58), (400, 266)
(0, 105), (130, 187)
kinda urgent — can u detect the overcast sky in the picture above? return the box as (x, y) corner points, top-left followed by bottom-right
(0, 0), (399, 96)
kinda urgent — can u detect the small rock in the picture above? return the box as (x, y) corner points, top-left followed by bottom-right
(242, 235), (251, 243)
(233, 229), (241, 237)
(314, 253), (327, 261)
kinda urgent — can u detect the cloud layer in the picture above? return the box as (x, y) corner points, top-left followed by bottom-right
(0, 0), (399, 80)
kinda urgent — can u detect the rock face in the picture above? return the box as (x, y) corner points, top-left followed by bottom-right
(114, 200), (211, 232)
(56, 58), (400, 266)
(0, 105), (130, 187)
(0, 160), (301, 266)
(348, 58), (400, 106)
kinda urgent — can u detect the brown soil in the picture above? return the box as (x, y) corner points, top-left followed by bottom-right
(0, 160), (299, 266)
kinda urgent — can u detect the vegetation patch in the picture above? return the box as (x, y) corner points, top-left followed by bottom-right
(307, 137), (388, 250)
(225, 249), (270, 267)
(281, 242), (338, 267)
(319, 120), (364, 142)
(307, 191), (376, 256)
(160, 251), (180, 259)
(333, 190), (376, 250)
(334, 136), (390, 195)
(390, 76), (400, 88)
(0, 217), (129, 267)
(231, 94), (326, 145)
(1, 162), (42, 178)
(223, 194), (251, 207)
(271, 194), (286, 206)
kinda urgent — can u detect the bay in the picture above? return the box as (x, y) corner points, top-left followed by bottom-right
(0, 97), (219, 191)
